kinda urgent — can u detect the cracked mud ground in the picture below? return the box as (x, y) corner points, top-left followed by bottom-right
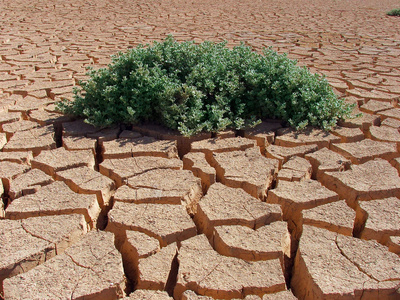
(1, 0), (400, 299)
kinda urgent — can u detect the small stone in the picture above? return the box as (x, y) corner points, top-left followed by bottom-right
(195, 183), (282, 238)
(102, 136), (178, 159)
(9, 168), (53, 200)
(56, 166), (115, 207)
(212, 148), (279, 199)
(99, 156), (182, 187)
(275, 127), (340, 149)
(32, 148), (95, 176)
(183, 152), (216, 193)
(5, 181), (100, 229)
(321, 159), (400, 206)
(174, 234), (286, 299)
(3, 125), (56, 156)
(305, 147), (351, 180)
(3, 231), (126, 299)
(330, 138), (398, 164)
(303, 200), (356, 236)
(266, 144), (318, 167)
(107, 202), (197, 247)
(137, 243), (177, 290)
(190, 137), (256, 162)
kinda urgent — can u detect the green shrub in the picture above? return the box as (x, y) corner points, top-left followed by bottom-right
(387, 8), (400, 16)
(58, 36), (353, 136)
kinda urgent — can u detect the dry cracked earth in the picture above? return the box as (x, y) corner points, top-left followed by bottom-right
(1, 0), (400, 299)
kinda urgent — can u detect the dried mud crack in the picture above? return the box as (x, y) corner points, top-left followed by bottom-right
(1, 0), (400, 299)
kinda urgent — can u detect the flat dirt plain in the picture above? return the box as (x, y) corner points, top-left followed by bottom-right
(1, 0), (400, 299)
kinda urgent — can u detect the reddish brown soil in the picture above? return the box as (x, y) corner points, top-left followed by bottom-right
(1, 0), (400, 299)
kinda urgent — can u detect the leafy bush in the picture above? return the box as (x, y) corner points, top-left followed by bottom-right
(58, 36), (353, 136)
(387, 8), (400, 16)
